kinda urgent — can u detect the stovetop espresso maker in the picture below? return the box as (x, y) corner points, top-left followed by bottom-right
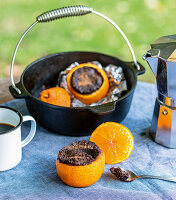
(144, 34), (176, 148)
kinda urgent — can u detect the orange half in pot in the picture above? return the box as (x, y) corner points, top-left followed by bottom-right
(66, 63), (109, 105)
(39, 87), (71, 107)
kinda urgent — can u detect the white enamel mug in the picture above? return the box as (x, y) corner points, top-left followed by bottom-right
(0, 106), (36, 171)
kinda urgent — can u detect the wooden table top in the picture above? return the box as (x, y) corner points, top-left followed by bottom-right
(0, 78), (19, 104)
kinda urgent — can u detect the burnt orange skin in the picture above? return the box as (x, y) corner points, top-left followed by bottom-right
(66, 63), (109, 105)
(39, 87), (71, 107)
(56, 151), (105, 187)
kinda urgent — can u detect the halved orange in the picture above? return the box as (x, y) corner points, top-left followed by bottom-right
(90, 122), (134, 164)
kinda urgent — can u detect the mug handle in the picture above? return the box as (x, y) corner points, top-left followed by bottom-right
(21, 116), (36, 148)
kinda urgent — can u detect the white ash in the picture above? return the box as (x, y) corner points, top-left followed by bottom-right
(57, 61), (127, 107)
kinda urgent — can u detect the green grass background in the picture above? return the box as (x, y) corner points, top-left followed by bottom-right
(0, 0), (176, 82)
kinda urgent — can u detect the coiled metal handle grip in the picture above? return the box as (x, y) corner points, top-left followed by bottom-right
(37, 5), (93, 22)
(10, 5), (140, 94)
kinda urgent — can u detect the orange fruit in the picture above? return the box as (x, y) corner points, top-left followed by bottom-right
(39, 87), (71, 107)
(56, 140), (105, 187)
(66, 63), (109, 105)
(90, 122), (134, 164)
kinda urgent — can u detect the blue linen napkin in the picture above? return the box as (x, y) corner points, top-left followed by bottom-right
(0, 82), (176, 200)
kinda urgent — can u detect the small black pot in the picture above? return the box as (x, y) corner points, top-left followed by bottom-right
(9, 51), (145, 136)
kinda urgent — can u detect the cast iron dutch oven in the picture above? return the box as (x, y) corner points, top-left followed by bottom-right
(9, 6), (145, 136)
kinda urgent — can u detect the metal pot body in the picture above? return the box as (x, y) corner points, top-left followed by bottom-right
(9, 51), (145, 136)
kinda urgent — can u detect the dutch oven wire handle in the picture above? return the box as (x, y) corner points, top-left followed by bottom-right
(10, 5), (140, 94)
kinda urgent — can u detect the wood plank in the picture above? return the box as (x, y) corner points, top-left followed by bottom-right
(0, 78), (19, 104)
(168, 49), (176, 62)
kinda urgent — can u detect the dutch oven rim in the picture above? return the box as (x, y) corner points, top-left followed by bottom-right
(14, 51), (144, 111)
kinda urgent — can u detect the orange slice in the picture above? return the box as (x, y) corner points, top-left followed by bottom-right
(90, 122), (134, 164)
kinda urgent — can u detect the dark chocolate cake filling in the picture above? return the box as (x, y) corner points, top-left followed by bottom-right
(110, 167), (129, 181)
(58, 140), (101, 166)
(71, 66), (103, 94)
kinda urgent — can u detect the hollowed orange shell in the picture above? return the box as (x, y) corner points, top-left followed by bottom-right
(56, 151), (105, 187)
(66, 63), (109, 105)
